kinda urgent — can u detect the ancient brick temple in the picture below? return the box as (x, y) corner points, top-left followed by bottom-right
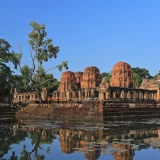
(13, 62), (160, 105)
(58, 66), (101, 92)
(52, 66), (101, 102)
(51, 62), (160, 103)
(110, 62), (135, 88)
(58, 71), (78, 93)
(13, 87), (48, 104)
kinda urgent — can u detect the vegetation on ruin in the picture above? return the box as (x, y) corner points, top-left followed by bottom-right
(132, 67), (153, 87)
(101, 72), (112, 83)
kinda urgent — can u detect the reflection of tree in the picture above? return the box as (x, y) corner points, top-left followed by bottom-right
(20, 145), (30, 160)
(29, 129), (44, 160)
(0, 129), (28, 159)
(19, 129), (56, 160)
(10, 151), (18, 160)
(30, 129), (56, 145)
(0, 127), (57, 160)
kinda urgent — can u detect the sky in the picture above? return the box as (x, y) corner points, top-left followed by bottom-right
(1, 0), (160, 80)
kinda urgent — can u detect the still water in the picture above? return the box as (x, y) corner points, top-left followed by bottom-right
(0, 116), (160, 160)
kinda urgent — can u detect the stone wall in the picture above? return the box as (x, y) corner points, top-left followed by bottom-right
(13, 88), (48, 103)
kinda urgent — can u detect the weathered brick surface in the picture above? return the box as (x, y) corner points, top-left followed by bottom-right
(58, 71), (77, 92)
(75, 72), (83, 87)
(81, 66), (101, 88)
(110, 62), (135, 88)
(58, 66), (101, 92)
(140, 72), (160, 90)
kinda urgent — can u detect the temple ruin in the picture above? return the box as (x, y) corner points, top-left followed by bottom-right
(13, 62), (160, 107)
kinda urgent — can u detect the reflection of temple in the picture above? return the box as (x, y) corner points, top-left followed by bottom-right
(112, 143), (134, 160)
(143, 129), (160, 149)
(57, 128), (101, 156)
(13, 118), (160, 160)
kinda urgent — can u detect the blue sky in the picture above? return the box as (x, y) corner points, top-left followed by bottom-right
(1, 0), (160, 80)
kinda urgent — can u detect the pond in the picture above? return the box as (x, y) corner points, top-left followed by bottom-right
(0, 116), (160, 160)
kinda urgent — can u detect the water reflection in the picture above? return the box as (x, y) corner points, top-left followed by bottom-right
(1, 117), (160, 160)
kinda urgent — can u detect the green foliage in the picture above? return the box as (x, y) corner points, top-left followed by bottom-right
(101, 72), (110, 79)
(105, 74), (112, 83)
(25, 21), (68, 101)
(28, 21), (68, 70)
(31, 72), (59, 95)
(0, 39), (21, 95)
(0, 69), (12, 94)
(101, 72), (112, 83)
(132, 67), (152, 79)
(40, 74), (59, 94)
(20, 65), (31, 90)
(132, 67), (154, 87)
(0, 22), (68, 98)
(0, 39), (21, 70)
(10, 75), (23, 91)
(133, 73), (142, 87)
(28, 21), (59, 64)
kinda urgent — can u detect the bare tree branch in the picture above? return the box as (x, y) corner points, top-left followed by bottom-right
(38, 65), (58, 77)
(17, 44), (23, 71)
(40, 78), (53, 86)
(30, 47), (35, 77)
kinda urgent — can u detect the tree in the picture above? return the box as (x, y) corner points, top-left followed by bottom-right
(0, 39), (21, 94)
(31, 72), (59, 95)
(10, 75), (23, 91)
(101, 72), (110, 79)
(38, 74), (59, 95)
(132, 67), (154, 87)
(19, 21), (68, 103)
(133, 73), (142, 87)
(101, 72), (112, 83)
(132, 67), (152, 79)
(20, 65), (31, 91)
